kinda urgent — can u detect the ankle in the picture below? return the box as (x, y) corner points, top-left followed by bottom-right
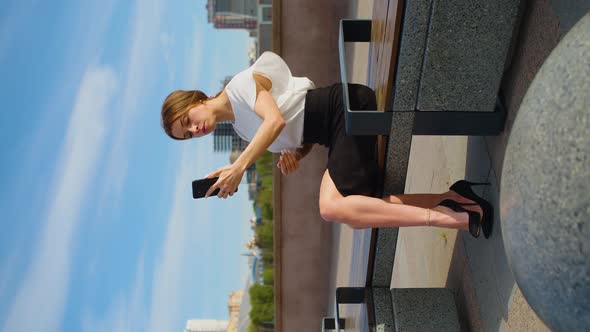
(444, 190), (459, 200)
(429, 207), (446, 227)
(432, 206), (467, 230)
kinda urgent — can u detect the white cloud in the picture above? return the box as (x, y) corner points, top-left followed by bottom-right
(2, 66), (118, 332)
(97, 0), (166, 211)
(81, 256), (147, 332)
(183, 22), (205, 88)
(89, 138), (213, 332)
(145, 143), (212, 332)
(10, 0), (117, 201)
(0, 251), (18, 301)
(160, 32), (176, 86)
(77, 4), (215, 332)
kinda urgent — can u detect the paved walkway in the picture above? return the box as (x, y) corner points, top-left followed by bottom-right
(326, 0), (559, 330)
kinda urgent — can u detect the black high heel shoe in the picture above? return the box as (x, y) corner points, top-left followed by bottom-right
(449, 180), (494, 238)
(437, 199), (482, 238)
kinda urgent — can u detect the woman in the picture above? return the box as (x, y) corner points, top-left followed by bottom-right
(161, 52), (493, 238)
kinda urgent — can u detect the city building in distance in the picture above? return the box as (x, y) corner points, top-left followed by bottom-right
(206, 0), (258, 30)
(185, 290), (245, 332)
(185, 319), (228, 332)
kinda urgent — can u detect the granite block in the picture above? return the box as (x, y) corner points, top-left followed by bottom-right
(372, 228), (398, 287)
(373, 287), (395, 332)
(392, 0), (433, 111)
(384, 112), (414, 195)
(417, 0), (521, 112)
(373, 111), (415, 287)
(392, 288), (460, 331)
(500, 13), (590, 331)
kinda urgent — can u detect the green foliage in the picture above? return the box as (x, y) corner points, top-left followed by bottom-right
(254, 151), (274, 218)
(261, 204), (273, 221)
(254, 221), (273, 249)
(248, 323), (275, 332)
(252, 151), (275, 266)
(252, 220), (274, 266)
(262, 268), (274, 285)
(250, 303), (274, 326)
(250, 284), (273, 304)
(248, 152), (276, 330)
(261, 251), (274, 266)
(249, 284), (275, 325)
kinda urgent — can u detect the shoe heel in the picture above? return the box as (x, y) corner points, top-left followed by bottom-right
(450, 180), (490, 192)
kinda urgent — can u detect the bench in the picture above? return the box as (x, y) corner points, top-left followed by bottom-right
(324, 0), (522, 330)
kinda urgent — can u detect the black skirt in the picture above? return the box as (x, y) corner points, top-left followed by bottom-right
(303, 83), (379, 197)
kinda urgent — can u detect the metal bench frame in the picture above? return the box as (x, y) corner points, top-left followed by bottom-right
(339, 19), (506, 137)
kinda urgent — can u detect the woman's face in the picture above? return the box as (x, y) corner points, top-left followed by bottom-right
(170, 103), (216, 139)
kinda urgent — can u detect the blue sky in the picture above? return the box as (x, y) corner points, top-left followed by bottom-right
(0, 1), (255, 331)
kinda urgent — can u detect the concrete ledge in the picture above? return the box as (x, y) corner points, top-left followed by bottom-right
(418, 0), (521, 112)
(392, 0), (433, 111)
(392, 288), (460, 332)
(373, 287), (395, 331)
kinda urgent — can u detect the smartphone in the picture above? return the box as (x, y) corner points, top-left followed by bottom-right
(191, 177), (238, 199)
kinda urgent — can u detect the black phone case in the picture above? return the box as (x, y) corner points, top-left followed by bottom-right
(192, 177), (219, 199)
(191, 177), (239, 199)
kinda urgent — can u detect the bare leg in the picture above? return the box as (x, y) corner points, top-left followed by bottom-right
(319, 170), (472, 230)
(386, 193), (449, 208)
(386, 191), (478, 208)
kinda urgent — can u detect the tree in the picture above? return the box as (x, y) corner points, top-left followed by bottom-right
(254, 221), (273, 249)
(262, 268), (274, 285)
(249, 284), (274, 323)
(250, 284), (273, 304)
(249, 151), (276, 331)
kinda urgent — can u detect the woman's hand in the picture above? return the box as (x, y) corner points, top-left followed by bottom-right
(277, 149), (300, 175)
(205, 164), (244, 198)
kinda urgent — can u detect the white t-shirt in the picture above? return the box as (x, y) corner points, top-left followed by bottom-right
(225, 51), (316, 153)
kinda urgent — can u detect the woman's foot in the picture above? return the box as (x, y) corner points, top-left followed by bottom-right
(448, 180), (494, 238)
(433, 199), (483, 237)
(432, 204), (472, 232)
(442, 190), (483, 217)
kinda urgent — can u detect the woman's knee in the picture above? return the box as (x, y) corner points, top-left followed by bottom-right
(319, 197), (343, 222)
(320, 196), (369, 229)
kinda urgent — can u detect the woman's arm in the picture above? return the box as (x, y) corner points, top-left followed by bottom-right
(277, 143), (314, 176)
(206, 73), (285, 198)
(232, 74), (285, 172)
